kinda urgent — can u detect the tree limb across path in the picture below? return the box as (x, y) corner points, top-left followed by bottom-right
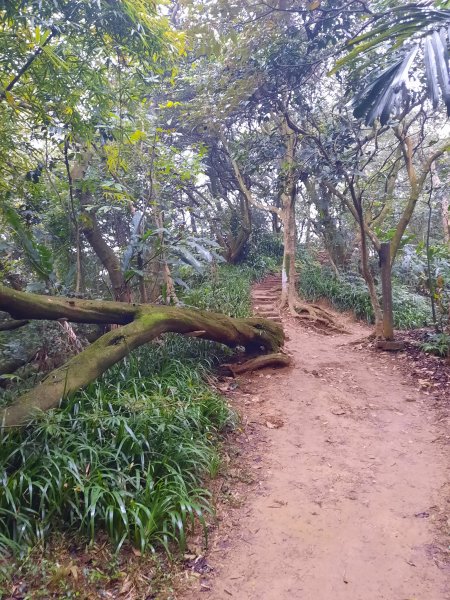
(0, 285), (285, 428)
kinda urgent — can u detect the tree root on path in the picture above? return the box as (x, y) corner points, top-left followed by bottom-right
(285, 299), (348, 335)
(347, 332), (378, 346)
(221, 353), (292, 376)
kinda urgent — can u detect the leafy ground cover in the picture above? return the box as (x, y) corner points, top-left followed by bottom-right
(393, 330), (450, 400)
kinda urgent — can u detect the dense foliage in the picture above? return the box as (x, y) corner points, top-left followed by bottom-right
(298, 254), (434, 329)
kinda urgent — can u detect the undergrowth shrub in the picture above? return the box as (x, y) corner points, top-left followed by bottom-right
(298, 257), (432, 329)
(242, 232), (283, 279)
(0, 344), (236, 556)
(420, 332), (450, 357)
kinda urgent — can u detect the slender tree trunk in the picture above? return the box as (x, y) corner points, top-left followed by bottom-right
(272, 212), (282, 233)
(280, 187), (297, 308)
(442, 195), (450, 246)
(80, 209), (130, 302)
(220, 194), (252, 263)
(279, 120), (299, 309)
(304, 178), (348, 268)
(137, 252), (147, 303)
(75, 225), (83, 294)
(305, 209), (311, 247)
(70, 151), (130, 302)
(379, 242), (394, 340)
(355, 198), (383, 335)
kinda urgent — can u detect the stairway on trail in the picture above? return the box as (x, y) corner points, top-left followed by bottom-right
(252, 273), (282, 324)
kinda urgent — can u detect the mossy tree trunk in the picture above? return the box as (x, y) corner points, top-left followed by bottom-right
(0, 284), (284, 428)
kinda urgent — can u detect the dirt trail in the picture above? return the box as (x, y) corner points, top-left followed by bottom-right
(184, 275), (449, 600)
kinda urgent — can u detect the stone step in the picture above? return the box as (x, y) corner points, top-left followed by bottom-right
(252, 273), (282, 323)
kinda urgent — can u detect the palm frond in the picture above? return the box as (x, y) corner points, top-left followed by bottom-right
(334, 3), (450, 124)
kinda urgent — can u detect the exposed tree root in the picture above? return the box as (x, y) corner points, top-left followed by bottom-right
(0, 347), (38, 377)
(284, 298), (348, 335)
(222, 353), (291, 376)
(347, 332), (378, 346)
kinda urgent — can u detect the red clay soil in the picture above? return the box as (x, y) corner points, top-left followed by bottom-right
(181, 275), (450, 600)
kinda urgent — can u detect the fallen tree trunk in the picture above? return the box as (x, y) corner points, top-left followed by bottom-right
(0, 347), (38, 377)
(0, 319), (29, 331)
(0, 284), (284, 428)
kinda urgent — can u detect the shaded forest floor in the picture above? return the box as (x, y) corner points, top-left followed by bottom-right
(180, 277), (450, 600)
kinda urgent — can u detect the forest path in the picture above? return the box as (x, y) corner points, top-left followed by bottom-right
(183, 275), (449, 600)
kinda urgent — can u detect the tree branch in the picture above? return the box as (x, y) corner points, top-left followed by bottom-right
(322, 181), (381, 251)
(0, 30), (56, 101)
(219, 133), (281, 216)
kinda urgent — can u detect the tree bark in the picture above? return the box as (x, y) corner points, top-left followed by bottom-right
(224, 193), (252, 263)
(0, 285), (284, 428)
(0, 319), (29, 331)
(352, 188), (383, 336)
(379, 242), (394, 340)
(279, 118), (299, 309)
(442, 195), (450, 246)
(0, 347), (38, 377)
(80, 210), (130, 302)
(304, 178), (348, 269)
(391, 129), (450, 264)
(280, 184), (297, 308)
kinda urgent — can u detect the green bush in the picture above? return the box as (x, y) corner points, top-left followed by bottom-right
(240, 231), (283, 279)
(420, 332), (450, 357)
(181, 262), (275, 317)
(391, 285), (433, 330)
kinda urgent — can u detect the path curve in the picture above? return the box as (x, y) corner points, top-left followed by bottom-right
(183, 275), (449, 600)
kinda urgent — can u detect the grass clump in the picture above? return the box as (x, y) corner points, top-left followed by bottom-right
(182, 263), (273, 317)
(0, 262), (268, 559)
(298, 257), (432, 329)
(0, 348), (236, 556)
